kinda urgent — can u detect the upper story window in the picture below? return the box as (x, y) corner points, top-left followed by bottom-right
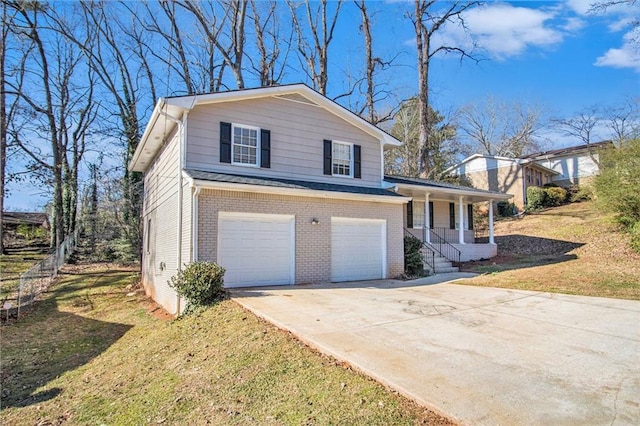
(233, 124), (260, 166)
(332, 141), (352, 177)
(323, 139), (361, 179)
(220, 122), (271, 168)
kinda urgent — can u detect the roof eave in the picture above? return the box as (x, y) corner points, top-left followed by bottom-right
(190, 178), (410, 204)
(392, 181), (512, 201)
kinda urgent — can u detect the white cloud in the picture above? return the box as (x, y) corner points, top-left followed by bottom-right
(434, 3), (564, 60)
(562, 17), (587, 32)
(566, 0), (593, 16)
(595, 29), (640, 71)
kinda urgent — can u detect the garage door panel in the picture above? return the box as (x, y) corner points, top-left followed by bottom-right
(332, 218), (385, 282)
(218, 213), (294, 288)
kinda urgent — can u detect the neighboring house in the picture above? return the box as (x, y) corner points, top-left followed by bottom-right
(444, 154), (558, 211)
(521, 141), (613, 187)
(2, 212), (49, 229)
(130, 84), (510, 315)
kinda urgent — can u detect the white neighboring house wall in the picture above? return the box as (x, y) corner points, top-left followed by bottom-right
(534, 152), (600, 186)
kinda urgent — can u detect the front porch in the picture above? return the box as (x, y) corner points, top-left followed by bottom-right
(385, 175), (512, 264)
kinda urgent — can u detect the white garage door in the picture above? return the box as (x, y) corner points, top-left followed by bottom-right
(331, 217), (386, 282)
(218, 212), (295, 288)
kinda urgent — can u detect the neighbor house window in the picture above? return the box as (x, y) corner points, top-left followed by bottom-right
(332, 141), (352, 177)
(232, 124), (260, 166)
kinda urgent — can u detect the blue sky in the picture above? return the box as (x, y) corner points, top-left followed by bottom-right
(5, 0), (639, 211)
(357, 0), (639, 119)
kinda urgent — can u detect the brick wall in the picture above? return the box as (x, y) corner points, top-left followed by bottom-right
(197, 189), (404, 283)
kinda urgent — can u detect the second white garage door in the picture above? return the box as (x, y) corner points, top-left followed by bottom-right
(218, 212), (295, 288)
(331, 217), (386, 282)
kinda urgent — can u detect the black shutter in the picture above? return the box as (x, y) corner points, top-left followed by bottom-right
(220, 122), (231, 163)
(407, 200), (413, 229)
(429, 201), (434, 229)
(323, 140), (332, 175)
(353, 145), (361, 178)
(260, 129), (271, 168)
(449, 203), (455, 229)
(467, 204), (474, 230)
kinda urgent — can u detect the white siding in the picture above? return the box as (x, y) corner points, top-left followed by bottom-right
(538, 153), (600, 184)
(185, 97), (382, 187)
(141, 131), (181, 314)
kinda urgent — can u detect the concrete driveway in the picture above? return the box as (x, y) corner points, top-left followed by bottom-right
(232, 274), (640, 425)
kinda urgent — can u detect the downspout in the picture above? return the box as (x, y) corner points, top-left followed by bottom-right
(158, 106), (185, 315)
(192, 186), (201, 261)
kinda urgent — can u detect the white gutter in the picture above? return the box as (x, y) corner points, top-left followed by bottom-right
(192, 186), (201, 261)
(190, 179), (410, 204)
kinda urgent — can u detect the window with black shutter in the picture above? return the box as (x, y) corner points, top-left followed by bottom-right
(220, 122), (270, 168)
(467, 204), (474, 230)
(449, 203), (455, 229)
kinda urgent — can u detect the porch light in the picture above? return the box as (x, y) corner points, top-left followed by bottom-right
(311, 218), (320, 225)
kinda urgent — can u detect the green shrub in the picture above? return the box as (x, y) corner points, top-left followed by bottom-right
(568, 185), (593, 203)
(168, 261), (227, 315)
(497, 201), (516, 217)
(594, 138), (640, 253)
(544, 186), (567, 206)
(526, 186), (547, 210)
(404, 236), (424, 276)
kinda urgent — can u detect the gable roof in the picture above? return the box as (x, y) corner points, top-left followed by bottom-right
(443, 154), (558, 176)
(521, 140), (613, 160)
(130, 84), (402, 173)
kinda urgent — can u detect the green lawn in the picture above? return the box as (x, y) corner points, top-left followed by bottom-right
(1, 263), (453, 425)
(461, 201), (640, 299)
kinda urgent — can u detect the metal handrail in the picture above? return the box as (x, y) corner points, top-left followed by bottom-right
(404, 228), (435, 272)
(428, 228), (461, 264)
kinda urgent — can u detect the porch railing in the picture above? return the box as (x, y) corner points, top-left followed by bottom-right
(404, 228), (435, 273)
(429, 228), (461, 264)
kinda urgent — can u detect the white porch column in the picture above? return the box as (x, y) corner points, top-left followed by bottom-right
(424, 193), (430, 244)
(458, 196), (466, 244)
(489, 201), (495, 244)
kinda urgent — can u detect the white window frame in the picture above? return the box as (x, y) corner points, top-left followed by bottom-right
(332, 140), (354, 178)
(231, 123), (261, 167)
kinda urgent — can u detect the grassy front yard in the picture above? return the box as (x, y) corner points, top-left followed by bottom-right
(461, 201), (640, 300)
(1, 263), (452, 425)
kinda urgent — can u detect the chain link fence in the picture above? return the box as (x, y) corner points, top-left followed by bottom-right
(1, 230), (78, 322)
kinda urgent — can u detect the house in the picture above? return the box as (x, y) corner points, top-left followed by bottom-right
(2, 212), (49, 229)
(444, 154), (558, 211)
(130, 84), (510, 315)
(521, 141), (613, 187)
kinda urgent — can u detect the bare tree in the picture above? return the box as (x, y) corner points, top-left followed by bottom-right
(288, 0), (342, 95)
(248, 0), (291, 87)
(411, 0), (480, 178)
(180, 0), (248, 90)
(1, 1), (12, 254)
(6, 1), (97, 247)
(553, 107), (603, 166)
(352, 0), (398, 125)
(602, 98), (640, 145)
(458, 97), (546, 157)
